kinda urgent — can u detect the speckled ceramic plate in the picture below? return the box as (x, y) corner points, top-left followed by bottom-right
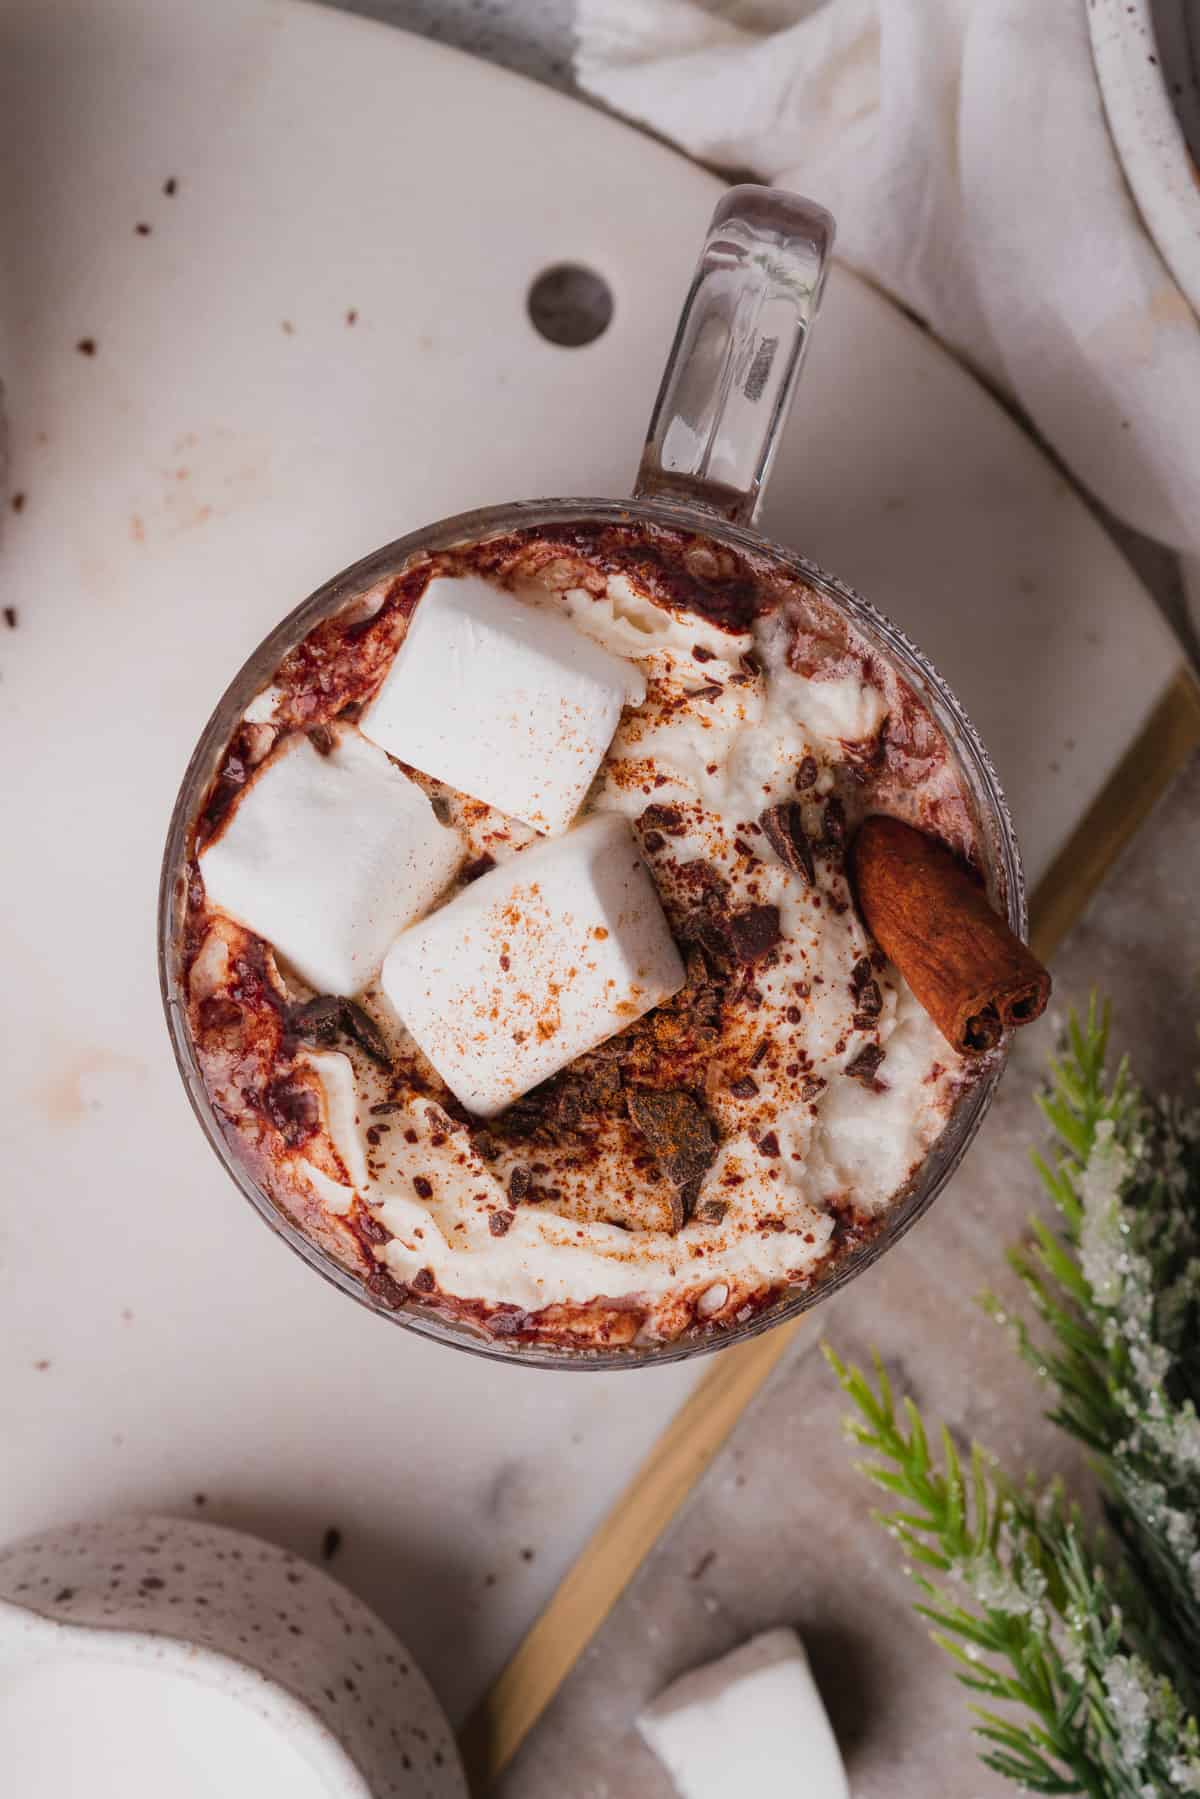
(1090, 0), (1200, 316)
(0, 1515), (465, 1798)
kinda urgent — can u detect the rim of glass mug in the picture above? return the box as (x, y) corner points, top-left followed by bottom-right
(159, 189), (1026, 1369)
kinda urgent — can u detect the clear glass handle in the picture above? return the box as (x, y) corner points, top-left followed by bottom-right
(635, 185), (835, 526)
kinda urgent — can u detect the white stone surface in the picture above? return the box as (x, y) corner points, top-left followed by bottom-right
(639, 1627), (848, 1799)
(0, 0), (1183, 1741)
(361, 574), (643, 835)
(199, 729), (462, 995)
(382, 814), (685, 1116)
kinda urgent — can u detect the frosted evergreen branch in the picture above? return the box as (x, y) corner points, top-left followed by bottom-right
(824, 1344), (1200, 1796)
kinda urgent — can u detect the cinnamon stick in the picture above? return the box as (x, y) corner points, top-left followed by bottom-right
(850, 815), (1050, 1055)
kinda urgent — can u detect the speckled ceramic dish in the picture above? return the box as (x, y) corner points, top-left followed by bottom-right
(0, 1515), (465, 1798)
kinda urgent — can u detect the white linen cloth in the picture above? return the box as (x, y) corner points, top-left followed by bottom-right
(576, 0), (1200, 558)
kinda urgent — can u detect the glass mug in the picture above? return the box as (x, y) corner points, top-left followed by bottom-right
(159, 187), (1024, 1369)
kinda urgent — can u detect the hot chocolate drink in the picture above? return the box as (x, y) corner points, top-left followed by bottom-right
(179, 519), (1023, 1351)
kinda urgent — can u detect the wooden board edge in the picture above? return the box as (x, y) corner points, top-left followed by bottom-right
(1028, 666), (1200, 961)
(458, 662), (1200, 1794)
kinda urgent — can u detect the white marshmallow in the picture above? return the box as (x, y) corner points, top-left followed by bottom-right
(359, 573), (644, 835)
(199, 728), (461, 995)
(638, 1627), (849, 1799)
(380, 813), (684, 1117)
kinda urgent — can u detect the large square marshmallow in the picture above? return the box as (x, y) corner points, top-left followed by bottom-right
(359, 573), (643, 835)
(199, 729), (462, 995)
(638, 1628), (849, 1799)
(381, 813), (685, 1116)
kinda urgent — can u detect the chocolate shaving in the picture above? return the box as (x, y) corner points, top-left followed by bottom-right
(749, 1038), (769, 1068)
(845, 1044), (886, 1087)
(639, 803), (687, 836)
(822, 797), (846, 850)
(626, 1089), (719, 1228)
(695, 1199), (729, 1225)
(757, 1131), (781, 1157)
(726, 905), (782, 966)
(759, 803), (815, 883)
(729, 1075), (759, 1099)
(854, 977), (882, 1020)
(366, 1267), (408, 1310)
(794, 755), (818, 791)
(508, 1165), (531, 1202)
(462, 853), (496, 882)
(411, 1267), (436, 1293)
(489, 1210), (515, 1237)
(288, 995), (392, 1069)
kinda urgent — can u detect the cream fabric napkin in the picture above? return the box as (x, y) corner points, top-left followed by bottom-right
(576, 0), (1200, 558)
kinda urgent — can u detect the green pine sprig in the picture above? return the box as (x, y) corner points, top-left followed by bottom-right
(825, 997), (1200, 1794)
(824, 1344), (1200, 1796)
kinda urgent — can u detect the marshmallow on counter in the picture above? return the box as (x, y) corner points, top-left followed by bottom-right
(381, 813), (685, 1118)
(199, 728), (462, 995)
(359, 573), (644, 836)
(638, 1628), (849, 1799)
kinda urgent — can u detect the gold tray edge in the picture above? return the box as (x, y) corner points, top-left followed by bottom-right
(459, 664), (1200, 1793)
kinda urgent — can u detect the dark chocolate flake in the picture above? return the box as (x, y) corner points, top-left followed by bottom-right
(822, 797), (846, 850)
(365, 1266), (408, 1310)
(639, 803), (686, 836)
(626, 1089), (719, 1226)
(695, 1199), (729, 1225)
(757, 1131), (781, 1157)
(288, 995), (392, 1069)
(462, 853), (496, 883)
(729, 1075), (759, 1099)
(845, 1044), (886, 1087)
(412, 1267), (436, 1294)
(759, 802), (815, 883)
(412, 1176), (433, 1200)
(726, 905), (782, 966)
(794, 755), (819, 791)
(508, 1165), (531, 1202)
(489, 1210), (515, 1237)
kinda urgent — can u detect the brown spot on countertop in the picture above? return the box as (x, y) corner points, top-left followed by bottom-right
(33, 1359), (51, 1372)
(281, 320), (295, 336)
(163, 176), (178, 196)
(321, 1527), (343, 1562)
(10, 493), (25, 513)
(346, 308), (358, 326)
(130, 516), (145, 544)
(4, 607), (16, 630)
(135, 222), (152, 236)
(76, 338), (97, 356)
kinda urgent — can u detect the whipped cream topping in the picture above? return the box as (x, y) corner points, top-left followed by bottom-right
(184, 524), (981, 1348)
